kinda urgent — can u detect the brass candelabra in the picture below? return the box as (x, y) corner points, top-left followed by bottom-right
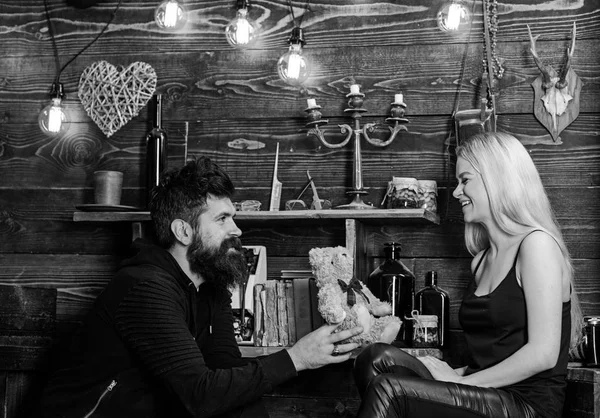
(304, 85), (409, 209)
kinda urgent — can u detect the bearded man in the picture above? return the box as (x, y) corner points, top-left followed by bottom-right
(41, 157), (362, 418)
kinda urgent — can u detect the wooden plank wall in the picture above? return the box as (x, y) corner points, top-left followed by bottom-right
(0, 0), (599, 416)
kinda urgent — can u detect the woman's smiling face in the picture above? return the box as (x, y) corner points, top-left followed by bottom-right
(453, 156), (490, 224)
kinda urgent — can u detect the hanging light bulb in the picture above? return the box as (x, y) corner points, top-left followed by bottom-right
(277, 27), (311, 86)
(225, 0), (258, 48)
(155, 0), (186, 31)
(437, 1), (470, 32)
(38, 82), (69, 137)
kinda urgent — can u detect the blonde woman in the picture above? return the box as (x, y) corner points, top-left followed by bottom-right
(354, 132), (583, 418)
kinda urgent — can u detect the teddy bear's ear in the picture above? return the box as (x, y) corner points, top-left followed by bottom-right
(308, 247), (321, 260)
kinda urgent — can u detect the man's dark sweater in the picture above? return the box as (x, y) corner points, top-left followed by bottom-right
(41, 240), (297, 417)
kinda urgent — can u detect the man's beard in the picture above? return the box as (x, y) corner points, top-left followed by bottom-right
(187, 233), (247, 290)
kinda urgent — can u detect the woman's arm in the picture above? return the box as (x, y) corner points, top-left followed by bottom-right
(452, 231), (566, 388)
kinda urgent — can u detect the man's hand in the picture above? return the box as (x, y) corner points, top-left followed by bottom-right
(286, 323), (363, 372)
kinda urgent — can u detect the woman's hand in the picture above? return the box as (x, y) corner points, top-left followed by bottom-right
(418, 356), (463, 383)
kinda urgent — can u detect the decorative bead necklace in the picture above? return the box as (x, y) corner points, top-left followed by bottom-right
(482, 0), (504, 79)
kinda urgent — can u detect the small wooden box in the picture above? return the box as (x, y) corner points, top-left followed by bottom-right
(564, 363), (600, 418)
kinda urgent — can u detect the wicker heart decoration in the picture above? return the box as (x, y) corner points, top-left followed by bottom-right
(78, 60), (157, 137)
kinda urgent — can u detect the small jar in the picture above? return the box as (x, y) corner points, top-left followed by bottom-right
(412, 313), (439, 348)
(235, 200), (262, 211)
(387, 177), (419, 209)
(418, 180), (438, 213)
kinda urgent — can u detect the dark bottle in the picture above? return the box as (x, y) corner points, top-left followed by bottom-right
(415, 271), (450, 348)
(366, 242), (416, 345)
(146, 94), (168, 205)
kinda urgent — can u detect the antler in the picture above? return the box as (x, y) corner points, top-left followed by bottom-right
(556, 21), (576, 90)
(527, 24), (557, 89)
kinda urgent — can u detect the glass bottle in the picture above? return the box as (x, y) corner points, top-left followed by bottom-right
(366, 242), (416, 345)
(415, 271), (450, 348)
(146, 94), (168, 205)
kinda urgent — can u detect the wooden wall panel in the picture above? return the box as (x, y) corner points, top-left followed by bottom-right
(2, 1), (598, 53)
(1, 113), (599, 192)
(0, 123), (187, 189)
(2, 40), (600, 123)
(0, 0), (599, 415)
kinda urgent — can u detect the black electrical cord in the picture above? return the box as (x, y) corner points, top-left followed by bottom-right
(286, 0), (311, 29)
(443, 0), (478, 220)
(43, 0), (124, 86)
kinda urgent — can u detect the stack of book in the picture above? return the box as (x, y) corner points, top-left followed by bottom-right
(280, 270), (313, 280)
(252, 271), (325, 347)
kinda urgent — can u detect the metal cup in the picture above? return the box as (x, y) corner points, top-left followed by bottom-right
(93, 171), (123, 206)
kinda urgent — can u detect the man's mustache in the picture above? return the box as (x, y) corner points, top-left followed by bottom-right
(223, 237), (242, 251)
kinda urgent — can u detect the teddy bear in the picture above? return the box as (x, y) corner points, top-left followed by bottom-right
(308, 246), (401, 345)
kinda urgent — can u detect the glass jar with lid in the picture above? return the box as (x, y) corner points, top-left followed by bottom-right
(411, 311), (439, 348)
(417, 180), (438, 213)
(386, 177), (419, 209)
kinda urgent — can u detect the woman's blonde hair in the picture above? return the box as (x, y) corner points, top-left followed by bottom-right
(456, 132), (583, 353)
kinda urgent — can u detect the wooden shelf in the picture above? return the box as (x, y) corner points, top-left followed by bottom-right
(73, 208), (440, 225)
(567, 362), (600, 383)
(72, 207), (440, 274)
(73, 210), (151, 222)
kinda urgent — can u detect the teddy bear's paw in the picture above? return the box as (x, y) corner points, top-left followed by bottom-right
(369, 301), (392, 317)
(378, 320), (402, 344)
(353, 304), (372, 335)
(370, 316), (402, 344)
(321, 307), (346, 324)
(327, 310), (347, 324)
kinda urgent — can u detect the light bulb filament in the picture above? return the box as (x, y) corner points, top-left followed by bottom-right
(48, 105), (63, 133)
(164, 0), (179, 28)
(226, 8), (257, 48)
(39, 83), (69, 137)
(447, 4), (462, 30)
(288, 52), (302, 80)
(277, 28), (310, 86)
(236, 9), (251, 45)
(155, 0), (186, 30)
(48, 97), (66, 133)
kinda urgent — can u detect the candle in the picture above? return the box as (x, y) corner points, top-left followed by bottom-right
(395, 93), (404, 104)
(350, 84), (360, 95)
(307, 98), (317, 108)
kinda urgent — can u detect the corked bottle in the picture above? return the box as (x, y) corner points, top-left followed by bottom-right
(366, 242), (416, 345)
(145, 94), (168, 205)
(415, 271), (450, 348)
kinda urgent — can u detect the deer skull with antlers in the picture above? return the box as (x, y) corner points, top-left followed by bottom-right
(527, 22), (581, 142)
